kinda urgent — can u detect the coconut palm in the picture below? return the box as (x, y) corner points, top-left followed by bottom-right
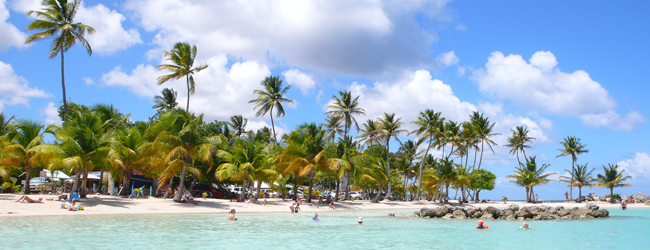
(556, 136), (589, 200)
(216, 140), (273, 201)
(357, 119), (380, 148)
(595, 164), (631, 203)
(24, 0), (95, 120)
(0, 113), (16, 136)
(396, 140), (419, 197)
(1, 120), (59, 194)
(108, 127), (148, 196)
(433, 157), (458, 203)
(152, 88), (178, 112)
(249, 76), (294, 144)
(156, 42), (209, 112)
(322, 115), (344, 143)
(377, 113), (407, 200)
(409, 109), (443, 200)
(325, 91), (365, 138)
(559, 163), (595, 203)
(360, 157), (389, 202)
(504, 126), (536, 165)
(506, 156), (555, 203)
(228, 115), (248, 137)
(471, 112), (500, 169)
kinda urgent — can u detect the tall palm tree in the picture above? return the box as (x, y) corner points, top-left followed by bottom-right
(357, 119), (380, 148)
(409, 109), (443, 200)
(396, 140), (419, 197)
(504, 126), (536, 165)
(216, 140), (273, 201)
(322, 115), (344, 143)
(556, 136), (589, 201)
(377, 113), (407, 200)
(152, 88), (178, 112)
(506, 156), (555, 203)
(228, 115), (248, 137)
(325, 91), (365, 138)
(1, 120), (58, 194)
(156, 42), (209, 112)
(471, 112), (500, 169)
(249, 76), (294, 144)
(559, 163), (594, 203)
(25, 0), (95, 120)
(595, 164), (631, 203)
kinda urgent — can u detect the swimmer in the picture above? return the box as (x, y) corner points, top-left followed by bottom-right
(476, 220), (488, 229)
(621, 201), (627, 210)
(520, 222), (530, 230)
(357, 217), (364, 225)
(313, 213), (320, 221)
(228, 209), (237, 221)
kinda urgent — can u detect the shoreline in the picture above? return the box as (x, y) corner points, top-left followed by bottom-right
(1, 194), (647, 217)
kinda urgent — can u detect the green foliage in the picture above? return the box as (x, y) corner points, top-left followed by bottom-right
(469, 169), (496, 191)
(57, 102), (91, 121)
(1, 179), (21, 193)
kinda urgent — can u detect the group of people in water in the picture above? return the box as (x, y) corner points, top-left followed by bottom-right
(475, 220), (531, 230)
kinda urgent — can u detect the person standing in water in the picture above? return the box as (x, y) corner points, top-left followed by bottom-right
(313, 213), (320, 221)
(357, 217), (364, 225)
(476, 220), (488, 229)
(520, 222), (530, 230)
(621, 200), (627, 210)
(228, 209), (237, 221)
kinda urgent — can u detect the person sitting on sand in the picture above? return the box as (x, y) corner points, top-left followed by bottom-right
(621, 200), (627, 210)
(476, 220), (488, 229)
(247, 196), (257, 204)
(357, 217), (364, 225)
(15, 196), (43, 203)
(520, 222), (531, 230)
(313, 213), (320, 221)
(68, 201), (80, 211)
(228, 209), (237, 221)
(329, 201), (336, 210)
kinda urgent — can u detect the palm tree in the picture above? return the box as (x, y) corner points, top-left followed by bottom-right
(109, 127), (148, 196)
(595, 164), (631, 203)
(409, 109), (443, 200)
(559, 163), (594, 203)
(144, 109), (222, 202)
(1, 120), (58, 194)
(325, 91), (365, 138)
(152, 88), (178, 112)
(249, 76), (294, 144)
(228, 115), (248, 137)
(504, 126), (536, 165)
(556, 136), (589, 201)
(0, 113), (16, 136)
(361, 157), (389, 202)
(396, 140), (419, 198)
(357, 119), (380, 148)
(433, 157), (458, 203)
(471, 112), (500, 169)
(377, 113), (407, 200)
(506, 156), (555, 203)
(25, 0), (95, 120)
(216, 140), (272, 201)
(156, 42), (209, 112)
(322, 115), (344, 143)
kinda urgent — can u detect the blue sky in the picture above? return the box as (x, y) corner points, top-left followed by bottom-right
(1, 0), (649, 200)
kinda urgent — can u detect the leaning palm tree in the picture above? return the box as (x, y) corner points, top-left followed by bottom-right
(409, 109), (444, 200)
(228, 115), (248, 137)
(322, 115), (344, 143)
(595, 164), (631, 203)
(156, 42), (209, 112)
(249, 76), (294, 144)
(108, 127), (148, 196)
(377, 113), (407, 200)
(504, 126), (536, 165)
(357, 119), (380, 148)
(25, 0), (95, 120)
(559, 163), (594, 203)
(556, 136), (589, 201)
(152, 88), (178, 112)
(325, 91), (365, 138)
(471, 112), (500, 169)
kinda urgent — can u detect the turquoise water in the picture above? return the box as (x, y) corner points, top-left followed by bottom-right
(1, 208), (649, 249)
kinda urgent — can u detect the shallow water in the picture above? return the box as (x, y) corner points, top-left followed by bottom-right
(1, 208), (648, 249)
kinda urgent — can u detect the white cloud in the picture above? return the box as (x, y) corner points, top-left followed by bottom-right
(617, 152), (650, 180)
(472, 51), (643, 130)
(0, 0), (26, 51)
(0, 60), (51, 110)
(457, 66), (466, 76)
(40, 102), (61, 125)
(101, 64), (162, 98)
(437, 50), (459, 66)
(282, 69), (315, 95)
(12, 0), (140, 54)
(82, 77), (93, 85)
(124, 0), (449, 76)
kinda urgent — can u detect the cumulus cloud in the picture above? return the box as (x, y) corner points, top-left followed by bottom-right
(282, 69), (315, 95)
(124, 0), (449, 77)
(12, 0), (140, 54)
(0, 0), (26, 51)
(472, 51), (643, 130)
(40, 102), (61, 125)
(617, 152), (650, 180)
(0, 60), (51, 110)
(437, 50), (459, 66)
(101, 64), (162, 97)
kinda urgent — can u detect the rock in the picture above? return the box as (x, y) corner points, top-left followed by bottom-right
(433, 206), (451, 217)
(593, 196), (600, 202)
(531, 206), (545, 215)
(515, 209), (533, 219)
(388, 213), (396, 217)
(442, 214), (454, 219)
(507, 204), (520, 212)
(557, 209), (571, 216)
(420, 208), (435, 217)
(484, 206), (500, 218)
(533, 212), (558, 220)
(472, 211), (484, 218)
(645, 201), (650, 206)
(504, 214), (517, 220)
(589, 209), (609, 218)
(452, 210), (467, 219)
(585, 203), (599, 211)
(547, 206), (563, 214)
(466, 208), (479, 218)
(570, 208), (593, 219)
(405, 212), (420, 218)
(589, 192), (596, 197)
(481, 213), (495, 220)
(599, 195), (607, 201)
(571, 207), (579, 211)
(500, 209), (513, 218)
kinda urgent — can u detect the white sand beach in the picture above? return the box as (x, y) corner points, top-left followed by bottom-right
(1, 194), (646, 217)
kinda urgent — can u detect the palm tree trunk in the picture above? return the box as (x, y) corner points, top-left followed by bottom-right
(122, 170), (132, 196)
(415, 140), (432, 200)
(478, 139), (485, 169)
(255, 180), (262, 199)
(240, 176), (247, 201)
(72, 169), (81, 193)
(473, 148), (478, 168)
(60, 44), (68, 121)
(345, 173), (352, 200)
(23, 165), (31, 195)
(307, 170), (314, 203)
(375, 185), (383, 202)
(80, 170), (88, 198)
(269, 106), (277, 144)
(525, 187), (529, 203)
(173, 159), (189, 202)
(293, 173), (298, 200)
(578, 186), (582, 203)
(335, 180), (340, 201)
(516, 151), (520, 166)
(385, 137), (392, 200)
(185, 75), (190, 112)
(569, 160), (574, 201)
(610, 187), (614, 204)
(99, 169), (104, 194)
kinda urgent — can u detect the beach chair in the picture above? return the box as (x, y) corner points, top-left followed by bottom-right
(70, 192), (81, 202)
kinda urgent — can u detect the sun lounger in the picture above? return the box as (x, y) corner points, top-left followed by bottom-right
(70, 192), (81, 202)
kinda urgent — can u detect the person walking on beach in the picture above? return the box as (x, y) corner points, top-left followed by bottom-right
(564, 191), (569, 201)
